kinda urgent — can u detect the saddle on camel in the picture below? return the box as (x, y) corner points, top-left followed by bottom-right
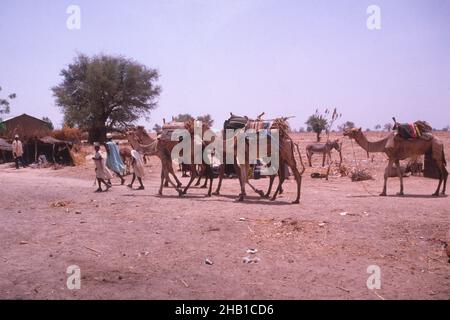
(390, 118), (440, 179)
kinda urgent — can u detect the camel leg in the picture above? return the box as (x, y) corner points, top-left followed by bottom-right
(213, 165), (225, 195)
(236, 164), (246, 202)
(205, 165), (214, 197)
(291, 166), (302, 204)
(380, 159), (394, 196)
(432, 163), (444, 196)
(194, 165), (203, 186)
(201, 176), (208, 189)
(158, 169), (165, 195)
(181, 166), (198, 195)
(442, 166), (448, 195)
(307, 152), (312, 167)
(395, 160), (404, 196)
(246, 180), (265, 198)
(168, 164), (182, 188)
(265, 175), (276, 198)
(322, 153), (326, 167)
(271, 166), (286, 201)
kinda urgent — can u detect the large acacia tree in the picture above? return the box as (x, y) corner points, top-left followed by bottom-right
(52, 54), (161, 142)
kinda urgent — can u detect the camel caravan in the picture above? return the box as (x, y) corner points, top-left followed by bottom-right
(119, 114), (447, 203)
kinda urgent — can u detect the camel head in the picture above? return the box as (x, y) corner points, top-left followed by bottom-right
(343, 127), (363, 140)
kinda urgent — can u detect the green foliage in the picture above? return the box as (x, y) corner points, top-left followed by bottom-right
(306, 108), (341, 141)
(173, 114), (194, 122)
(42, 116), (54, 130)
(0, 86), (16, 115)
(338, 121), (356, 131)
(52, 53), (161, 142)
(196, 114), (214, 127)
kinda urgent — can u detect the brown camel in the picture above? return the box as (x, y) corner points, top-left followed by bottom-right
(213, 116), (304, 203)
(129, 127), (183, 189)
(344, 128), (447, 196)
(126, 130), (183, 195)
(119, 146), (132, 175)
(132, 120), (214, 197)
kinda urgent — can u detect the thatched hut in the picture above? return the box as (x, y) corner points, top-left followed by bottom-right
(0, 138), (13, 164)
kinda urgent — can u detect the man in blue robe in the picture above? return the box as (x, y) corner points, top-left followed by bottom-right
(104, 133), (126, 185)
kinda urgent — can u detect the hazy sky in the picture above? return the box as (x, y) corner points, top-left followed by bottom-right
(1, 0), (449, 130)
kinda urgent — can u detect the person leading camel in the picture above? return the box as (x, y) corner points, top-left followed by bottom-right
(92, 143), (113, 192)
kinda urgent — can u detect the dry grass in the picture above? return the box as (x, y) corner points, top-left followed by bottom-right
(350, 168), (374, 182)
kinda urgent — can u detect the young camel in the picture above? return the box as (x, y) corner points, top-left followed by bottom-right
(306, 140), (341, 167)
(344, 128), (447, 196)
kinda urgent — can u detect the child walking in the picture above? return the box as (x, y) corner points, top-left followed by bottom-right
(127, 150), (145, 190)
(92, 143), (113, 192)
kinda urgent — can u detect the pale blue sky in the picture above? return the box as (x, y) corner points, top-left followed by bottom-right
(1, 0), (449, 130)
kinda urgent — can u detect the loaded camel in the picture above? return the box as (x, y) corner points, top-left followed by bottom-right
(212, 115), (304, 203)
(343, 127), (447, 196)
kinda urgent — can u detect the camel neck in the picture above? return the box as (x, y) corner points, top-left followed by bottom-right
(354, 132), (388, 153)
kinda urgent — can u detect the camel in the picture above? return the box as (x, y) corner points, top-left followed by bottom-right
(212, 116), (304, 203)
(132, 120), (215, 197)
(130, 126), (183, 189)
(119, 147), (132, 175)
(344, 128), (447, 196)
(306, 140), (341, 167)
(126, 130), (183, 195)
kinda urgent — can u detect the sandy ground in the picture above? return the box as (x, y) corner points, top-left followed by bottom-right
(0, 132), (449, 300)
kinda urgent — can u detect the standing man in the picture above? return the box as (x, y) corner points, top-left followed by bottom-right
(104, 133), (126, 185)
(12, 135), (26, 169)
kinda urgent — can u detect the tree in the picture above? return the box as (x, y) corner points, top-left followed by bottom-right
(305, 108), (341, 142)
(197, 114), (214, 127)
(374, 124), (382, 131)
(0, 86), (16, 117)
(384, 123), (392, 132)
(442, 125), (450, 132)
(42, 116), (54, 130)
(153, 123), (162, 133)
(173, 113), (194, 122)
(338, 121), (355, 131)
(52, 53), (161, 143)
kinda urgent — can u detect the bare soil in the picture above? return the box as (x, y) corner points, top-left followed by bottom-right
(0, 132), (449, 300)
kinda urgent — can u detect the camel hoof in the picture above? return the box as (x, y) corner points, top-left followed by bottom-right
(256, 190), (265, 198)
(292, 200), (300, 204)
(206, 193), (212, 198)
(432, 192), (439, 197)
(270, 197), (276, 202)
(200, 186), (207, 189)
(442, 192), (446, 196)
(264, 193), (270, 199)
(379, 192), (387, 197)
(396, 192), (404, 196)
(212, 192), (220, 196)
(237, 195), (244, 202)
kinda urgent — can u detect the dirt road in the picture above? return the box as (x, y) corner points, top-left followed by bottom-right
(0, 132), (449, 299)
